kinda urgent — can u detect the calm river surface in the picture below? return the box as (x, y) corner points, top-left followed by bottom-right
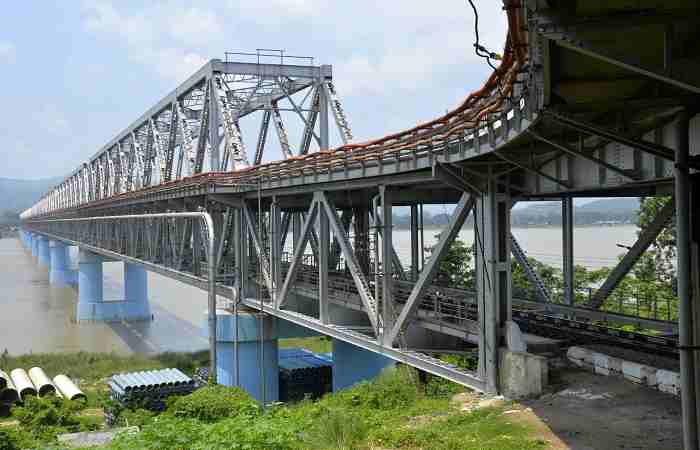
(0, 224), (637, 355)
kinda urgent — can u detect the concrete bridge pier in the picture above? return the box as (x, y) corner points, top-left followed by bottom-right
(49, 240), (75, 287)
(209, 309), (279, 403)
(77, 250), (152, 322)
(332, 339), (394, 391)
(37, 236), (50, 267)
(122, 263), (152, 320)
(31, 233), (39, 258)
(76, 249), (105, 321)
(19, 229), (29, 249)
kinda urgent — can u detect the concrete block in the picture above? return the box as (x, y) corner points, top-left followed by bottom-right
(608, 355), (622, 375)
(657, 369), (680, 396)
(505, 321), (527, 353)
(620, 360), (644, 384)
(567, 346), (592, 363)
(592, 352), (610, 376)
(499, 349), (548, 399)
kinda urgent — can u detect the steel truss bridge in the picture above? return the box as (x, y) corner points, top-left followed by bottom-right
(20, 1), (700, 444)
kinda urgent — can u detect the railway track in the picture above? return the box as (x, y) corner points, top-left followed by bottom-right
(259, 264), (679, 358)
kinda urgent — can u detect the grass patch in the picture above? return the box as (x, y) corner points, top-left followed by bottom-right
(0, 352), (163, 384)
(279, 336), (332, 353)
(0, 350), (549, 450)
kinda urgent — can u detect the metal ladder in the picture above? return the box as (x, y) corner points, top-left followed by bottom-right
(324, 81), (353, 144)
(509, 233), (552, 303)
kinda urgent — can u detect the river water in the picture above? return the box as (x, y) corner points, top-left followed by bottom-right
(0, 224), (637, 356)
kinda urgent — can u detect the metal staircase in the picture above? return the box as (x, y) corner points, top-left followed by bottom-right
(509, 233), (552, 303)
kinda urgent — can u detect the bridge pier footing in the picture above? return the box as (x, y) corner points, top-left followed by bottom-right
(208, 309), (279, 404)
(332, 338), (394, 391)
(49, 240), (75, 287)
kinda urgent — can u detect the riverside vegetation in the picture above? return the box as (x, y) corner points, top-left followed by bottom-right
(0, 351), (548, 450)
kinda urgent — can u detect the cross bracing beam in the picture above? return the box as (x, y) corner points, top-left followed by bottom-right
(588, 198), (676, 309)
(386, 192), (474, 346)
(317, 191), (382, 334)
(527, 130), (641, 181)
(510, 234), (552, 303)
(242, 203), (274, 297)
(544, 111), (678, 163)
(277, 200), (318, 309)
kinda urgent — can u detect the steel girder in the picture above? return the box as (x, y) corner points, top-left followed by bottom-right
(26, 57), (355, 219)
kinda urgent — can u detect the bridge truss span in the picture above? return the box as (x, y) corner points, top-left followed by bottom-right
(21, 0), (700, 411)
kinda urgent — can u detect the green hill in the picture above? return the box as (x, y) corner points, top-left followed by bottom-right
(0, 176), (63, 215)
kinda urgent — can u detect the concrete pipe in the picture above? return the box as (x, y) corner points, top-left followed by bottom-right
(28, 367), (56, 397)
(0, 370), (9, 390)
(0, 375), (20, 404)
(53, 375), (86, 401)
(10, 368), (36, 398)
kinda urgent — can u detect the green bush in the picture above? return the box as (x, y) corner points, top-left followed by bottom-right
(0, 430), (18, 450)
(336, 366), (419, 410)
(303, 408), (367, 450)
(167, 385), (259, 422)
(13, 396), (83, 429)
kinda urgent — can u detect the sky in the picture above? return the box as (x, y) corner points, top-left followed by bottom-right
(0, 1), (508, 180)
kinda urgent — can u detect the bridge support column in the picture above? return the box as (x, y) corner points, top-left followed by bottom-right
(38, 236), (50, 267)
(475, 172), (542, 396)
(49, 240), (74, 287)
(20, 229), (29, 249)
(332, 338), (394, 391)
(31, 233), (39, 258)
(207, 309), (279, 404)
(122, 263), (152, 321)
(562, 197), (575, 305)
(76, 249), (104, 321)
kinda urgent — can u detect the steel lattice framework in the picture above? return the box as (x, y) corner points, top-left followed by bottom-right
(21, 2), (700, 427)
(22, 56), (354, 218)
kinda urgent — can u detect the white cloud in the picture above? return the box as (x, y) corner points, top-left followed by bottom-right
(168, 7), (223, 45)
(81, 1), (221, 83)
(0, 41), (16, 64)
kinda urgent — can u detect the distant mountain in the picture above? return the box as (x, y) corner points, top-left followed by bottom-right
(0, 177), (63, 214)
(578, 197), (639, 213)
(512, 197), (639, 226)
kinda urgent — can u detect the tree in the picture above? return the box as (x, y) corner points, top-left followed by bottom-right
(636, 196), (675, 283)
(428, 236), (474, 288)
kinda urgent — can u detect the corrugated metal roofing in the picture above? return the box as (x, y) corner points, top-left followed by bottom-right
(279, 348), (333, 371)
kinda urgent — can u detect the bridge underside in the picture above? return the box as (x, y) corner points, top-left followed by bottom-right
(22, 0), (700, 414)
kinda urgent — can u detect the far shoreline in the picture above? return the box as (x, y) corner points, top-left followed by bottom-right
(396, 223), (636, 231)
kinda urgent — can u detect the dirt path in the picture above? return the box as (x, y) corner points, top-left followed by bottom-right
(519, 368), (682, 450)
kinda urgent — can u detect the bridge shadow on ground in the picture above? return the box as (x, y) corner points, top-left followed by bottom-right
(106, 302), (207, 354)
